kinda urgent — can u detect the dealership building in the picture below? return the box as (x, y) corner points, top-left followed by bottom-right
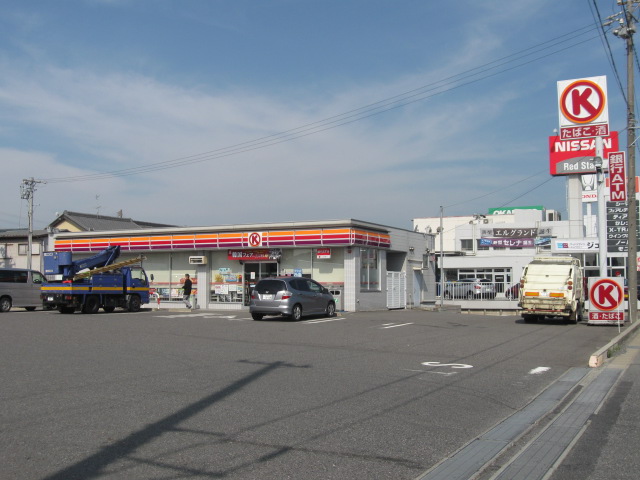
(48, 218), (436, 312)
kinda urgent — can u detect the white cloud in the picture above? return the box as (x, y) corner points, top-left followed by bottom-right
(0, 3), (574, 230)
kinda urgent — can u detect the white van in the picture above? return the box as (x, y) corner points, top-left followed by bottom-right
(0, 268), (46, 312)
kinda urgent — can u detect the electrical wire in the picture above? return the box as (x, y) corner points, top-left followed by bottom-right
(41, 24), (603, 184)
(443, 170), (549, 209)
(590, 0), (627, 104)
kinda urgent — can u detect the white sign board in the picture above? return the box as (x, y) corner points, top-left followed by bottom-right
(588, 277), (625, 325)
(557, 76), (609, 139)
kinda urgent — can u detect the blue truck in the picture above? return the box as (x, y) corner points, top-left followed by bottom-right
(41, 246), (150, 314)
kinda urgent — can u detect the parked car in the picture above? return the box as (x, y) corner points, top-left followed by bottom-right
(505, 283), (520, 300)
(249, 277), (336, 321)
(443, 278), (496, 300)
(0, 268), (46, 312)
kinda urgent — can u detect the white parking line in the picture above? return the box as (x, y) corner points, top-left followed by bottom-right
(155, 313), (239, 319)
(529, 366), (551, 375)
(303, 317), (345, 324)
(381, 322), (413, 329)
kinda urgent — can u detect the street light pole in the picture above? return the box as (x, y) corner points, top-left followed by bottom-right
(439, 205), (444, 308)
(20, 178), (45, 271)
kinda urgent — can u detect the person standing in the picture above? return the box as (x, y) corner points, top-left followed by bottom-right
(182, 273), (193, 309)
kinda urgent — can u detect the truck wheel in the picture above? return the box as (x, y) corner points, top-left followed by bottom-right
(82, 296), (100, 314)
(128, 295), (141, 312)
(523, 314), (537, 323)
(0, 296), (11, 312)
(568, 308), (579, 324)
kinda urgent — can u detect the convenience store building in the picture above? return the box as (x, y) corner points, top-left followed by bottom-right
(50, 219), (435, 312)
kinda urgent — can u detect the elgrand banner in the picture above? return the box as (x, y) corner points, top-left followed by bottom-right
(479, 238), (535, 248)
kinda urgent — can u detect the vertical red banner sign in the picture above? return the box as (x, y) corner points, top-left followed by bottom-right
(608, 151), (627, 202)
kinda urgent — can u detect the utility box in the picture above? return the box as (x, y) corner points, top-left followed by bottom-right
(189, 256), (207, 265)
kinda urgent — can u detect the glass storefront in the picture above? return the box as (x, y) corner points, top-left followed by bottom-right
(122, 247), (346, 307)
(142, 252), (196, 304)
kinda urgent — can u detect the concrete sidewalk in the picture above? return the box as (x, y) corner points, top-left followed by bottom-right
(547, 326), (640, 480)
(415, 321), (640, 480)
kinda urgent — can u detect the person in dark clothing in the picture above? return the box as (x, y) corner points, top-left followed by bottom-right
(182, 273), (193, 309)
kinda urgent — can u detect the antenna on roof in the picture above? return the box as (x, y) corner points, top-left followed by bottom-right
(95, 195), (101, 217)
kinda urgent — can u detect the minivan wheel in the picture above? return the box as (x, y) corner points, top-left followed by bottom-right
(326, 302), (336, 318)
(291, 304), (303, 321)
(251, 313), (264, 321)
(0, 296), (12, 312)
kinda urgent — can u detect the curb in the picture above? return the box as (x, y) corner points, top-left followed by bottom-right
(588, 320), (640, 367)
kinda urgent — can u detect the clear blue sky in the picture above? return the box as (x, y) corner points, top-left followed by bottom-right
(0, 0), (632, 229)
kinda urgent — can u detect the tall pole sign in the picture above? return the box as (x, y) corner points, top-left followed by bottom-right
(558, 76), (610, 278)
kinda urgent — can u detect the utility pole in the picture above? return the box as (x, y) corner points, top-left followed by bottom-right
(613, 0), (637, 323)
(20, 178), (46, 270)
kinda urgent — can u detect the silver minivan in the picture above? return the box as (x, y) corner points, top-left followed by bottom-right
(249, 277), (336, 321)
(0, 268), (46, 312)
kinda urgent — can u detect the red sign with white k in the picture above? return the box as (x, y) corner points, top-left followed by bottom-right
(588, 277), (625, 324)
(557, 76), (609, 139)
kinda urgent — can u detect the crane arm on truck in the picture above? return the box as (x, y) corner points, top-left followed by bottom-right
(44, 245), (122, 280)
(72, 256), (145, 281)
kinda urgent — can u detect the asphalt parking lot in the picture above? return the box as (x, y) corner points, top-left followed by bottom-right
(0, 308), (624, 480)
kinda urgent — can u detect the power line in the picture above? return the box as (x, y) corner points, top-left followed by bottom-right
(42, 24), (603, 184)
(443, 170), (549, 209)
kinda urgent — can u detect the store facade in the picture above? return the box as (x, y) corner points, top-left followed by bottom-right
(50, 219), (435, 312)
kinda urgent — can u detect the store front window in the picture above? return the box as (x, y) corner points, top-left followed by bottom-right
(360, 248), (380, 291)
(142, 252), (196, 303)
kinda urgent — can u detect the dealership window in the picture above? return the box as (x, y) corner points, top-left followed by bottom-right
(360, 248), (380, 291)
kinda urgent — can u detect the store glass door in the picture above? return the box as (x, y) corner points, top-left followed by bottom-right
(243, 262), (279, 305)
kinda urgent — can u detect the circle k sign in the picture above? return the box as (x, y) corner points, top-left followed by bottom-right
(589, 278), (624, 312)
(248, 232), (263, 247)
(558, 76), (608, 127)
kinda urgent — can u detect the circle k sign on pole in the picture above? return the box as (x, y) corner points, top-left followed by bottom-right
(557, 76), (609, 140)
(588, 277), (625, 324)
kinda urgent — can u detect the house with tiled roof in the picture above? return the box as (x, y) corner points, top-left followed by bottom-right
(48, 211), (175, 233)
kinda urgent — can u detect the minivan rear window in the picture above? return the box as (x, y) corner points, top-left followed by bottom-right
(0, 270), (28, 283)
(255, 280), (287, 294)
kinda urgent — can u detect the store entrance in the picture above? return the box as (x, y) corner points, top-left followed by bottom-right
(243, 262), (279, 305)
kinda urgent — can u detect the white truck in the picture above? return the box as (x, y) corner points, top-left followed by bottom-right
(518, 256), (584, 323)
